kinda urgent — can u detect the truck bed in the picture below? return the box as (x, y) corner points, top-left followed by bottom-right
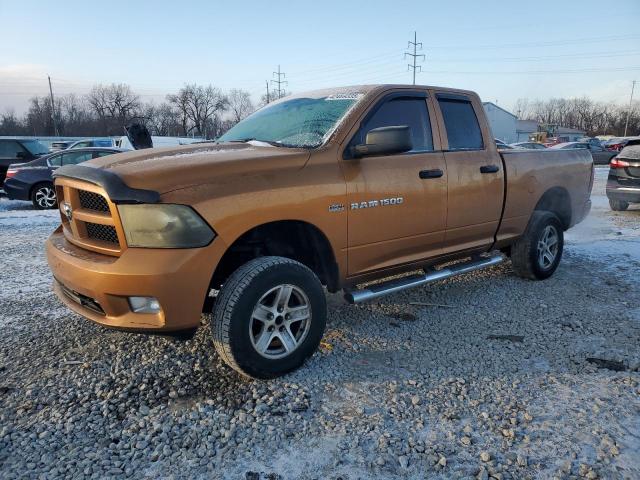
(496, 148), (593, 245)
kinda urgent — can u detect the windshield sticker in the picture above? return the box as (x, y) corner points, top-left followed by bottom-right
(325, 93), (364, 101)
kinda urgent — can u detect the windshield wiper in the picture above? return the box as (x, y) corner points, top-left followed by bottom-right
(221, 138), (298, 148)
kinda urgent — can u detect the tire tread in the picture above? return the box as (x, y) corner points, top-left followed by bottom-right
(210, 256), (319, 378)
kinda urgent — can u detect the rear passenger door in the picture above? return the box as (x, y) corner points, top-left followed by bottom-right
(433, 92), (504, 253)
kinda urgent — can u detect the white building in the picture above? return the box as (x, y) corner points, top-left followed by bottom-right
(482, 102), (518, 144)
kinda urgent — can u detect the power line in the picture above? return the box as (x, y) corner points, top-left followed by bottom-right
(624, 80), (636, 137)
(270, 65), (287, 99)
(427, 33), (640, 50)
(405, 31), (425, 85)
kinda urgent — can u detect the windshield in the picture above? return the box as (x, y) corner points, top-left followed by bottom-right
(21, 140), (49, 155)
(218, 94), (362, 148)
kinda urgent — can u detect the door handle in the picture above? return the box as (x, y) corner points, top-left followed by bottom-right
(480, 165), (500, 174)
(419, 168), (443, 179)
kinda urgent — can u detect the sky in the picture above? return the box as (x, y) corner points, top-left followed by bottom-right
(1, 0), (639, 115)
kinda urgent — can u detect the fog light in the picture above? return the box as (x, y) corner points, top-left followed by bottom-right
(128, 296), (161, 314)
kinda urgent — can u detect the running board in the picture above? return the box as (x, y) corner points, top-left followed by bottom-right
(344, 253), (505, 304)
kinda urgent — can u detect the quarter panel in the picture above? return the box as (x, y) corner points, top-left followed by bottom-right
(498, 149), (592, 243)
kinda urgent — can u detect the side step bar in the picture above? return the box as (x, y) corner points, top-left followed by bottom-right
(344, 253), (505, 304)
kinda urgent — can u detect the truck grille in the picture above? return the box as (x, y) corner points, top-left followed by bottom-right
(85, 223), (119, 244)
(78, 190), (110, 212)
(54, 179), (125, 256)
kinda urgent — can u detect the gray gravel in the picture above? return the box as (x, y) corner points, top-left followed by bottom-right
(1, 169), (639, 479)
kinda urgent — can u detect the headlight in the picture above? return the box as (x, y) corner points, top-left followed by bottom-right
(117, 204), (215, 248)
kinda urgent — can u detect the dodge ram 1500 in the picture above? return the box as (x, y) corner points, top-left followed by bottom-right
(46, 85), (593, 378)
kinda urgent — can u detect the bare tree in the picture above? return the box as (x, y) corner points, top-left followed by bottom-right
(87, 83), (141, 134)
(168, 84), (228, 137)
(0, 110), (26, 135)
(227, 89), (254, 124)
(142, 102), (182, 136)
(25, 96), (55, 135)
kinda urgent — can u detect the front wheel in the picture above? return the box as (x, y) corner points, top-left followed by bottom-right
(511, 211), (564, 280)
(31, 183), (57, 210)
(210, 256), (327, 379)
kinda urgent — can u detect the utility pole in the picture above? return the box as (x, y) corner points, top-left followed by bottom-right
(405, 31), (425, 85)
(265, 80), (270, 104)
(270, 65), (287, 99)
(624, 80), (636, 137)
(47, 75), (59, 136)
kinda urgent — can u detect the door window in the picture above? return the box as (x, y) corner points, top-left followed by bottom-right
(437, 97), (484, 151)
(95, 151), (117, 158)
(48, 153), (63, 167)
(359, 97), (433, 152)
(61, 152), (93, 165)
(0, 140), (27, 158)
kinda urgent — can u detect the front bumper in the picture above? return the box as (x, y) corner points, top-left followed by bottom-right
(46, 226), (227, 331)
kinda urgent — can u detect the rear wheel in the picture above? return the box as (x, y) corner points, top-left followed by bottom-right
(31, 182), (57, 210)
(609, 199), (629, 211)
(511, 211), (564, 280)
(210, 256), (326, 379)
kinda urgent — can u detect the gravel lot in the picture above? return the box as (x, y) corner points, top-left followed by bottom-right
(1, 168), (639, 479)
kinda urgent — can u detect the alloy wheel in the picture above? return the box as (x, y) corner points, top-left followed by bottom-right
(249, 284), (312, 359)
(35, 186), (57, 208)
(537, 225), (559, 269)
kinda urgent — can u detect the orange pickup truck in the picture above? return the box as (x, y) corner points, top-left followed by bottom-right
(46, 85), (593, 378)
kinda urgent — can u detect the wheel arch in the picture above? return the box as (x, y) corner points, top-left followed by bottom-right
(533, 186), (572, 230)
(204, 220), (340, 312)
(30, 180), (55, 198)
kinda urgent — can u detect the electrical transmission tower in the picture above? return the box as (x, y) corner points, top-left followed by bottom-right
(270, 65), (288, 99)
(405, 31), (425, 85)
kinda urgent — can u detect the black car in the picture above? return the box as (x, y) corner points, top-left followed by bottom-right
(3, 147), (126, 209)
(550, 141), (617, 165)
(606, 139), (640, 211)
(0, 138), (49, 185)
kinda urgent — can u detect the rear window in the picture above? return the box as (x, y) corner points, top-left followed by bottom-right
(20, 140), (49, 155)
(437, 98), (484, 151)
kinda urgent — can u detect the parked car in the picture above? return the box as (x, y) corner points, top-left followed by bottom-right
(511, 142), (547, 150)
(603, 137), (627, 152)
(0, 138), (49, 186)
(606, 139), (640, 211)
(495, 138), (513, 149)
(550, 141), (617, 165)
(68, 138), (115, 149)
(3, 148), (126, 209)
(49, 141), (75, 152)
(45, 84), (593, 379)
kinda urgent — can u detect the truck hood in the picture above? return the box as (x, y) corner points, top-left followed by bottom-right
(83, 142), (311, 194)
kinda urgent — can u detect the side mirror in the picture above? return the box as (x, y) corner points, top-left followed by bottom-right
(16, 151), (27, 160)
(351, 126), (413, 158)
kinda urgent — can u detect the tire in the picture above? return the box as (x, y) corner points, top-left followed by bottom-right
(211, 256), (327, 379)
(510, 211), (564, 280)
(609, 199), (629, 211)
(31, 182), (57, 210)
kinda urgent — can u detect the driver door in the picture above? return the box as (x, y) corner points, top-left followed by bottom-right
(341, 92), (447, 276)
